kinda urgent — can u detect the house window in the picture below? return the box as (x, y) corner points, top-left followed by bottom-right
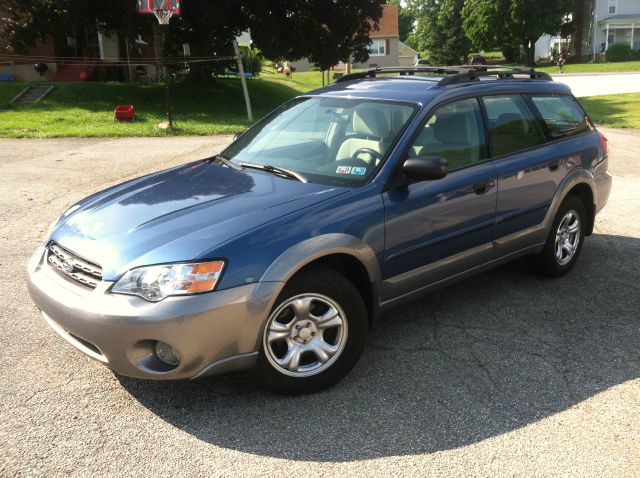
(368, 39), (386, 56)
(608, 0), (616, 14)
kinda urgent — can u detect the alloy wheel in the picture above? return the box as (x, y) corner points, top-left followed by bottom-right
(554, 209), (581, 266)
(263, 294), (348, 377)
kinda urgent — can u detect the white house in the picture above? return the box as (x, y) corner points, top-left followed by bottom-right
(594, 0), (640, 52)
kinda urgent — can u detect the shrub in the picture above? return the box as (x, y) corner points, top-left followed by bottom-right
(502, 44), (523, 63)
(240, 48), (264, 76)
(606, 44), (633, 62)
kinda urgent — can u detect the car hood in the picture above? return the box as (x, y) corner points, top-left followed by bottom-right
(51, 161), (347, 280)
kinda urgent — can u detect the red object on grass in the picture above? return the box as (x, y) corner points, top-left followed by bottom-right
(114, 104), (136, 122)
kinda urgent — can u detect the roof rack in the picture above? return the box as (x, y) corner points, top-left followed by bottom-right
(335, 65), (552, 86)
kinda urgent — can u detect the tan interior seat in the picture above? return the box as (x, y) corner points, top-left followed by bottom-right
(411, 113), (478, 169)
(337, 106), (390, 164)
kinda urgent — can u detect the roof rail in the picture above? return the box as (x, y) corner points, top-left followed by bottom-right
(334, 65), (553, 86)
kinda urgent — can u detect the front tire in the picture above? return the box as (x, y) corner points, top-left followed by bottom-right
(256, 267), (369, 394)
(533, 194), (586, 277)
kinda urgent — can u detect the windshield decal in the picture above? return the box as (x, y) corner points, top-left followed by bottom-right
(336, 165), (352, 174)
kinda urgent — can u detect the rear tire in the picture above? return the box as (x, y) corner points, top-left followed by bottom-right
(533, 194), (586, 277)
(256, 267), (369, 394)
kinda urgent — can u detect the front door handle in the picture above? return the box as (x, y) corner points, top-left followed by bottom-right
(548, 159), (561, 171)
(473, 179), (494, 195)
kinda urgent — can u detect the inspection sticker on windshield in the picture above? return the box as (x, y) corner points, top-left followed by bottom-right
(336, 166), (352, 175)
(351, 167), (367, 176)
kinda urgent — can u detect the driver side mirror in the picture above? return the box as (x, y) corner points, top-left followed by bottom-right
(403, 156), (448, 181)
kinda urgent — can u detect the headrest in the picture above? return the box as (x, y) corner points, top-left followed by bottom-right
(434, 113), (469, 145)
(353, 106), (390, 138)
(495, 113), (529, 135)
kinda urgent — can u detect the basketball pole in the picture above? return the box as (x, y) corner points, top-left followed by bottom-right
(160, 25), (174, 128)
(233, 40), (253, 122)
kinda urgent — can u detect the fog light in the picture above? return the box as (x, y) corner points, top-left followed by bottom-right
(155, 341), (180, 366)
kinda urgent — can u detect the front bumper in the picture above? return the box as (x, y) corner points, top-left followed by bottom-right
(27, 246), (281, 379)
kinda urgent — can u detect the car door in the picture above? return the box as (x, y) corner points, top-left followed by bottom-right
(482, 94), (567, 256)
(381, 97), (497, 302)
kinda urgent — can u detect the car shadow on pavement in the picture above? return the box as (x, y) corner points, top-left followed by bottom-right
(119, 233), (640, 461)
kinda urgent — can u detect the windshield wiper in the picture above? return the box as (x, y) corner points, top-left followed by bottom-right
(210, 154), (242, 170)
(239, 162), (309, 183)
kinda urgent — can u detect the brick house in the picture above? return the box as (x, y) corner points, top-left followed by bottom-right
(292, 4), (412, 72)
(0, 6), (157, 82)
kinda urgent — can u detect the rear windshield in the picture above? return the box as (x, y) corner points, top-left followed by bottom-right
(530, 95), (592, 140)
(223, 97), (417, 187)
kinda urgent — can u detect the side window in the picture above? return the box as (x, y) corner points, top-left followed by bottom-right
(483, 95), (544, 158)
(530, 95), (592, 140)
(409, 98), (486, 170)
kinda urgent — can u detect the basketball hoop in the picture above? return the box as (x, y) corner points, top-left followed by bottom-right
(137, 0), (180, 25)
(152, 10), (174, 25)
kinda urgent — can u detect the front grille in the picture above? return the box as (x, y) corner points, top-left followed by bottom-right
(47, 242), (103, 289)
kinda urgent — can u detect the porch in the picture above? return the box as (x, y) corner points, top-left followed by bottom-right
(599, 17), (640, 52)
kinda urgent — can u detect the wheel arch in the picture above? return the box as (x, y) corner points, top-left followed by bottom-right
(260, 234), (381, 323)
(546, 169), (596, 237)
(566, 183), (595, 236)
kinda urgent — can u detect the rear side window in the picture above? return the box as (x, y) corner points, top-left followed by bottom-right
(530, 95), (592, 139)
(482, 95), (545, 158)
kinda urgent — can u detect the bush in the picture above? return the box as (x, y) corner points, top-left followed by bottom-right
(606, 44), (633, 62)
(502, 44), (523, 63)
(240, 48), (264, 76)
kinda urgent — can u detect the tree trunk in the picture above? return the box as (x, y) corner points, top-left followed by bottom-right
(524, 40), (536, 67)
(573, 0), (590, 59)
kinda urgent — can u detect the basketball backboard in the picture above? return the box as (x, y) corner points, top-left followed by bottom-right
(137, 0), (181, 23)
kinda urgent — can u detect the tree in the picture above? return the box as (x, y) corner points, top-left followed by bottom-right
(0, 0), (145, 54)
(387, 0), (417, 43)
(243, 0), (383, 70)
(409, 0), (471, 66)
(1, 0), (384, 72)
(462, 0), (574, 66)
(571, 0), (592, 60)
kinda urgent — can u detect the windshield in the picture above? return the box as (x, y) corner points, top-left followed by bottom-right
(223, 97), (417, 186)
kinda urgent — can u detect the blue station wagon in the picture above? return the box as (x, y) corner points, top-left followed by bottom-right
(27, 66), (612, 393)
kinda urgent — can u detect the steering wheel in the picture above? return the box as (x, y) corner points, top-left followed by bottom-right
(352, 147), (383, 162)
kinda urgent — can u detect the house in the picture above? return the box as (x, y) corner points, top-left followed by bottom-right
(534, 34), (569, 62)
(594, 0), (640, 52)
(292, 4), (406, 72)
(0, 6), (158, 82)
(353, 4), (400, 69)
(398, 41), (419, 67)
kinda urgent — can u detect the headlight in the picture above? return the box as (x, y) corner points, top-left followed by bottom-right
(111, 261), (225, 302)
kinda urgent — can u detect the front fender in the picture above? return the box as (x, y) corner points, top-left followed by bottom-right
(260, 233), (381, 285)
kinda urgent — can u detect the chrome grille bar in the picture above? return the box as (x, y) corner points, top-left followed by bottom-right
(47, 242), (102, 289)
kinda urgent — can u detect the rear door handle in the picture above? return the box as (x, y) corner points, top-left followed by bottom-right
(473, 179), (494, 195)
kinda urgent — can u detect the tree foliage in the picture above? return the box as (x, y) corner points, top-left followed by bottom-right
(462, 0), (574, 66)
(0, 0), (144, 53)
(1, 0), (384, 71)
(409, 0), (470, 66)
(387, 0), (416, 43)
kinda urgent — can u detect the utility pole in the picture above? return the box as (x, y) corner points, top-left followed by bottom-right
(233, 39), (253, 122)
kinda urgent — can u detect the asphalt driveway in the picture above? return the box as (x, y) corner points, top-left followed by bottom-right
(0, 130), (638, 477)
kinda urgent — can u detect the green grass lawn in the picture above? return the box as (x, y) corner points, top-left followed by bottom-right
(579, 93), (640, 129)
(1, 71), (639, 137)
(536, 61), (640, 74)
(0, 70), (324, 138)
